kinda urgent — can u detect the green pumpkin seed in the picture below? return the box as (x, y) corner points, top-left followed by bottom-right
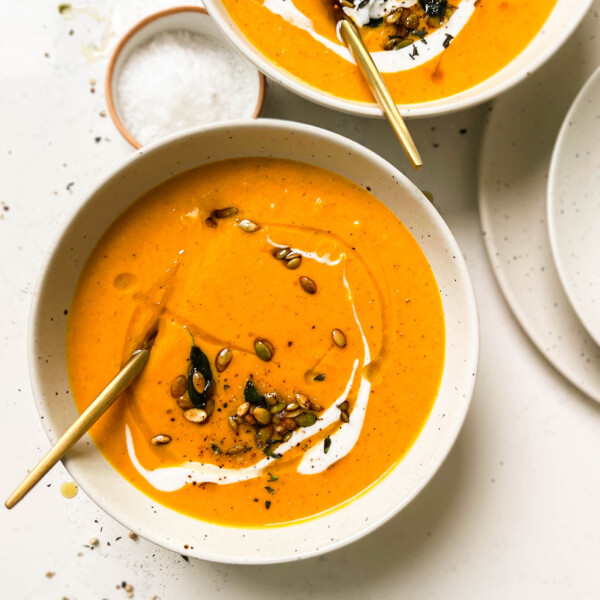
(313, 373), (325, 382)
(286, 257), (302, 270)
(264, 392), (278, 406)
(150, 434), (171, 446)
(254, 338), (274, 361)
(338, 401), (349, 412)
(285, 409), (302, 419)
(254, 407), (272, 425)
(311, 403), (324, 412)
(286, 401), (299, 411)
(192, 370), (206, 394)
(170, 375), (187, 398)
(205, 217), (217, 228)
(245, 414), (257, 426)
(239, 219), (260, 233)
(282, 431), (293, 442)
(204, 397), (215, 417)
(340, 411), (350, 423)
(332, 328), (347, 348)
(228, 416), (239, 432)
(395, 39), (414, 49)
(299, 276), (317, 294)
(177, 395), (194, 410)
(281, 417), (298, 431)
(215, 348), (233, 372)
(256, 425), (274, 446)
(213, 207), (238, 219)
(270, 401), (287, 414)
(296, 412), (317, 428)
(227, 445), (245, 455)
(273, 247), (291, 260)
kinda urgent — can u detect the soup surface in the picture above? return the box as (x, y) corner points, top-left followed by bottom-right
(67, 157), (445, 527)
(220, 0), (556, 105)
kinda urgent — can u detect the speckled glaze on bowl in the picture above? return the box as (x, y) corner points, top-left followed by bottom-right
(203, 0), (591, 119)
(28, 120), (478, 564)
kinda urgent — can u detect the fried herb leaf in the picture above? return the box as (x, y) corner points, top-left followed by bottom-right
(188, 344), (214, 409)
(419, 0), (447, 17)
(263, 440), (283, 459)
(244, 380), (266, 406)
(264, 486), (276, 495)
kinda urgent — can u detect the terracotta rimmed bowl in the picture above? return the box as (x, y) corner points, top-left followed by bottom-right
(203, 0), (591, 119)
(29, 119), (478, 564)
(105, 6), (266, 148)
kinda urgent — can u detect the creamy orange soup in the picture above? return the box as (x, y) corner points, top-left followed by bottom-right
(220, 0), (556, 105)
(67, 158), (445, 527)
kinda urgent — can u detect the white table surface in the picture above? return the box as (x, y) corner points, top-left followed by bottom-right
(1, 2), (599, 598)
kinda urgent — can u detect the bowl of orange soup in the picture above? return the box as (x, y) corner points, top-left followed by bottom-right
(202, 0), (591, 118)
(29, 120), (478, 563)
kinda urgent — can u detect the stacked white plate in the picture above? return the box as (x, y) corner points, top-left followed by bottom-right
(479, 7), (600, 402)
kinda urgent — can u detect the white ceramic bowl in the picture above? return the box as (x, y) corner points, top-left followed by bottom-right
(105, 6), (265, 148)
(29, 120), (478, 564)
(203, 0), (592, 119)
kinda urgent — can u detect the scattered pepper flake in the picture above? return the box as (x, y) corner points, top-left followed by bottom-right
(265, 500), (271, 510)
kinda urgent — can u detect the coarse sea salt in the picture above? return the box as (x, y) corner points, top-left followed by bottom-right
(116, 30), (259, 146)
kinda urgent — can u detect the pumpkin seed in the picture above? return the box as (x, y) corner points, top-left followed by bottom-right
(296, 412), (317, 428)
(264, 392), (278, 406)
(237, 402), (250, 417)
(311, 403), (324, 412)
(254, 407), (272, 425)
(275, 424), (287, 435)
(245, 414), (257, 426)
(256, 425), (274, 446)
(150, 434), (171, 446)
(332, 328), (347, 348)
(177, 396), (194, 410)
(338, 401), (349, 412)
(281, 417), (298, 431)
(295, 393), (310, 409)
(227, 445), (245, 455)
(205, 217), (217, 228)
(254, 338), (274, 361)
(386, 10), (401, 23)
(340, 411), (350, 423)
(313, 373), (325, 382)
(285, 409), (302, 419)
(213, 206), (238, 219)
(192, 371), (206, 394)
(215, 348), (233, 372)
(270, 401), (287, 414)
(228, 416), (239, 432)
(394, 38), (414, 49)
(273, 246), (291, 260)
(282, 431), (293, 442)
(184, 408), (208, 423)
(285, 256), (302, 270)
(239, 219), (260, 233)
(170, 375), (187, 398)
(341, 0), (354, 7)
(286, 401), (299, 411)
(299, 276), (317, 294)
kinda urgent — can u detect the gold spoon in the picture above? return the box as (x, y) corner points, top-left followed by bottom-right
(333, 2), (422, 168)
(5, 343), (152, 509)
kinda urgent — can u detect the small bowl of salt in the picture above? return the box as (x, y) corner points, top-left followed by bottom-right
(105, 6), (265, 148)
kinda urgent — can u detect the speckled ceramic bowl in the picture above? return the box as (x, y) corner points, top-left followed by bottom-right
(203, 0), (591, 119)
(28, 120), (478, 563)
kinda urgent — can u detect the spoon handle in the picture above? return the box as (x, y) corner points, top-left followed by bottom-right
(5, 349), (150, 509)
(339, 19), (423, 169)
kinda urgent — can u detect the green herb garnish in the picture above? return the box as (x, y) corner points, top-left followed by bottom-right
(244, 380), (266, 406)
(324, 437), (332, 454)
(366, 17), (383, 28)
(186, 338), (214, 409)
(211, 443), (222, 455)
(268, 473), (278, 481)
(419, 0), (447, 17)
(264, 486), (275, 495)
(265, 500), (271, 510)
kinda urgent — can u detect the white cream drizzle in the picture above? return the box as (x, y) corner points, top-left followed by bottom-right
(263, 0), (477, 73)
(126, 240), (373, 491)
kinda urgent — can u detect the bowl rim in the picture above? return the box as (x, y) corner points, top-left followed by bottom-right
(104, 5), (266, 149)
(27, 119), (479, 563)
(202, 0), (592, 119)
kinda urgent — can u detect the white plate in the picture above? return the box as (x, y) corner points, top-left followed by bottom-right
(30, 119), (478, 563)
(548, 67), (600, 347)
(478, 4), (600, 402)
(203, 0), (591, 119)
